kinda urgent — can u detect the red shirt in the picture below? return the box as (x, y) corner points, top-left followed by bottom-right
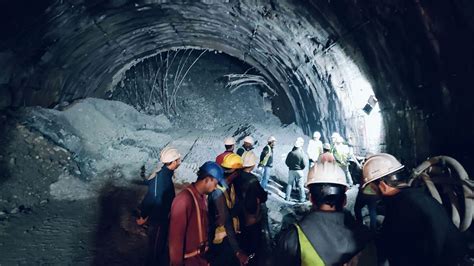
(318, 152), (336, 164)
(215, 151), (233, 165)
(169, 184), (209, 266)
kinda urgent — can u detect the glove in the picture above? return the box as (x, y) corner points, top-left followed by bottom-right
(236, 251), (249, 266)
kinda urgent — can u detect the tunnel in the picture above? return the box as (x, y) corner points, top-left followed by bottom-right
(0, 0), (473, 264)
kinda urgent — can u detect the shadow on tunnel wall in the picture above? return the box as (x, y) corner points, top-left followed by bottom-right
(0, 111), (13, 186)
(92, 181), (148, 266)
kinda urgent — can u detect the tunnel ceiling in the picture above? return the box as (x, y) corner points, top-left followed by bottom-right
(1, 0), (474, 169)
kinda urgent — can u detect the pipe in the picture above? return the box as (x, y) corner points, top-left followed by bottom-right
(412, 155), (473, 231)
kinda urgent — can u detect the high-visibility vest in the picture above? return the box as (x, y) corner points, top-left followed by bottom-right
(295, 224), (325, 266)
(212, 184), (240, 244)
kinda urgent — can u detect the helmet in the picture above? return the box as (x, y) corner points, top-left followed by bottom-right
(220, 153), (243, 169)
(361, 153), (405, 188)
(323, 143), (331, 150)
(294, 137), (304, 148)
(268, 136), (276, 143)
(224, 137), (236, 145)
(313, 131), (321, 138)
(160, 147), (181, 163)
(198, 161), (225, 183)
(307, 162), (348, 187)
(331, 132), (341, 138)
(243, 136), (254, 145)
(242, 151), (258, 167)
(335, 136), (344, 144)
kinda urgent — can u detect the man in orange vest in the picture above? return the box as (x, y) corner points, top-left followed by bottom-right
(168, 161), (225, 266)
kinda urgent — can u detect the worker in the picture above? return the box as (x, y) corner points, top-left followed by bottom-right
(137, 147), (181, 266)
(236, 136), (254, 157)
(276, 162), (372, 265)
(168, 161), (225, 266)
(330, 132), (341, 145)
(285, 137), (307, 203)
(332, 136), (353, 186)
(234, 152), (268, 265)
(362, 153), (467, 265)
(208, 153), (249, 266)
(307, 131), (323, 168)
(317, 143), (335, 164)
(216, 137), (236, 165)
(258, 136), (276, 190)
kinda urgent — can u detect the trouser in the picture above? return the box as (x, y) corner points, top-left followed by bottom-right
(208, 237), (240, 266)
(285, 170), (305, 202)
(260, 166), (271, 190)
(354, 192), (379, 230)
(240, 222), (262, 266)
(341, 164), (354, 186)
(146, 222), (170, 266)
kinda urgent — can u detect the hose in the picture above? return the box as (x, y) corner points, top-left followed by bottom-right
(412, 156), (473, 231)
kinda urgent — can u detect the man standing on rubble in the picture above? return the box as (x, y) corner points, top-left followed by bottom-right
(307, 131), (323, 168)
(216, 137), (236, 165)
(285, 137), (307, 203)
(168, 161), (225, 266)
(259, 136), (276, 190)
(137, 147), (181, 265)
(237, 136), (254, 158)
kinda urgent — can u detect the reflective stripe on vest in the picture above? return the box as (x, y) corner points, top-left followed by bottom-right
(213, 184), (240, 244)
(295, 224), (325, 266)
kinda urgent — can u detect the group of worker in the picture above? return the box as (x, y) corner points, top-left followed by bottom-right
(284, 131), (358, 203)
(137, 136), (274, 266)
(136, 133), (468, 266)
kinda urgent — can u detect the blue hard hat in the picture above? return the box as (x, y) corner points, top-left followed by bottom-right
(198, 161), (225, 183)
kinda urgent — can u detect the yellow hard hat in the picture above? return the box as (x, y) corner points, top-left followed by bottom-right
(361, 153), (404, 188)
(220, 153), (243, 169)
(306, 162), (348, 187)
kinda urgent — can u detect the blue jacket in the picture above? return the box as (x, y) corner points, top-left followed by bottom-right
(139, 166), (175, 224)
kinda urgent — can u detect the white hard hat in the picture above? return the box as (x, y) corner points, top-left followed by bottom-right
(242, 151), (258, 168)
(323, 143), (331, 150)
(294, 137), (304, 148)
(331, 132), (341, 138)
(243, 136), (254, 145)
(335, 136), (344, 144)
(313, 131), (321, 138)
(224, 137), (236, 145)
(268, 136), (276, 142)
(307, 162), (348, 187)
(160, 147), (181, 163)
(361, 153), (405, 188)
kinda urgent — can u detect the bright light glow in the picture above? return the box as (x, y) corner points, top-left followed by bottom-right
(323, 48), (384, 154)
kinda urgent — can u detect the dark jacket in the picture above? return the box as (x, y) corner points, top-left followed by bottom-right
(378, 187), (466, 266)
(234, 171), (268, 216)
(208, 184), (241, 254)
(237, 146), (253, 157)
(139, 166), (175, 224)
(285, 147), (306, 170)
(259, 145), (273, 167)
(275, 211), (372, 266)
